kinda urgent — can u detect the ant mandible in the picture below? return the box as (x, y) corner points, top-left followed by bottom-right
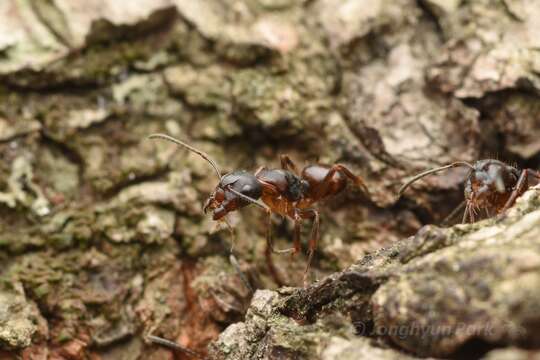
(398, 159), (540, 223)
(149, 133), (369, 285)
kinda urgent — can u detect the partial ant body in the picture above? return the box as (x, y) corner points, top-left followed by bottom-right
(398, 159), (540, 223)
(149, 134), (369, 285)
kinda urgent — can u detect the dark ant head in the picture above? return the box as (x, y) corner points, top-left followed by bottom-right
(148, 134), (263, 221)
(203, 170), (262, 220)
(463, 160), (519, 207)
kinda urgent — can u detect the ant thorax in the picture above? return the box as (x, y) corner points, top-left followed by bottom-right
(256, 169), (309, 202)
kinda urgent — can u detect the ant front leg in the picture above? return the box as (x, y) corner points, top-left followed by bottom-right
(226, 186), (292, 286)
(280, 154), (299, 175)
(529, 169), (540, 182)
(297, 208), (320, 287)
(441, 200), (466, 226)
(147, 335), (205, 359)
(229, 185), (296, 255)
(500, 169), (531, 213)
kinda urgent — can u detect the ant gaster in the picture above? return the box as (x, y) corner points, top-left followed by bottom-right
(149, 134), (369, 285)
(398, 159), (540, 223)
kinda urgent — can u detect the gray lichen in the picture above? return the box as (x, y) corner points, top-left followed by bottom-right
(0, 283), (40, 350)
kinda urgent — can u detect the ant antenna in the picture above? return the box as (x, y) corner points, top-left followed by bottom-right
(226, 186), (271, 213)
(398, 161), (475, 198)
(148, 133), (222, 180)
(146, 335), (207, 359)
(229, 254), (254, 293)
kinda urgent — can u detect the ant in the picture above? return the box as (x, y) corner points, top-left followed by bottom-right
(148, 133), (369, 285)
(398, 159), (540, 223)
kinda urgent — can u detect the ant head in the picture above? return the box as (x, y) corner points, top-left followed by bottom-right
(398, 159), (521, 223)
(149, 134), (265, 221)
(203, 171), (262, 220)
(464, 160), (518, 207)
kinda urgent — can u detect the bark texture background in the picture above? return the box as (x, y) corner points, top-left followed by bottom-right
(1, 0), (540, 359)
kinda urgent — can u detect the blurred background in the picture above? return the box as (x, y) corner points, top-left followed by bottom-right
(1, 0), (540, 358)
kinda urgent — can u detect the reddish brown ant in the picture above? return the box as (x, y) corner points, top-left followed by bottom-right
(398, 159), (540, 223)
(149, 133), (369, 285)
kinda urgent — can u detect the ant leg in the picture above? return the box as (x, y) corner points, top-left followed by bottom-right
(501, 169), (529, 213)
(227, 186), (295, 254)
(263, 210), (295, 254)
(229, 254), (254, 294)
(265, 233), (286, 287)
(226, 186), (291, 286)
(219, 217), (254, 293)
(254, 166), (266, 177)
(527, 169), (540, 181)
(222, 216), (236, 252)
(316, 164), (369, 199)
(147, 335), (205, 359)
(441, 200), (466, 226)
(292, 216), (302, 257)
(297, 208), (320, 287)
(280, 154), (299, 175)
(462, 202), (470, 223)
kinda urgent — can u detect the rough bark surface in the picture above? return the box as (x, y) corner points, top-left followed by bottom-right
(1, 0), (540, 359)
(211, 187), (540, 359)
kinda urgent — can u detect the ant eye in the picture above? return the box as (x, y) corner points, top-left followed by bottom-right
(215, 189), (225, 202)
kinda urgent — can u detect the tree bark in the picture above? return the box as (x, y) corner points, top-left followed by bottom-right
(1, 0), (540, 359)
